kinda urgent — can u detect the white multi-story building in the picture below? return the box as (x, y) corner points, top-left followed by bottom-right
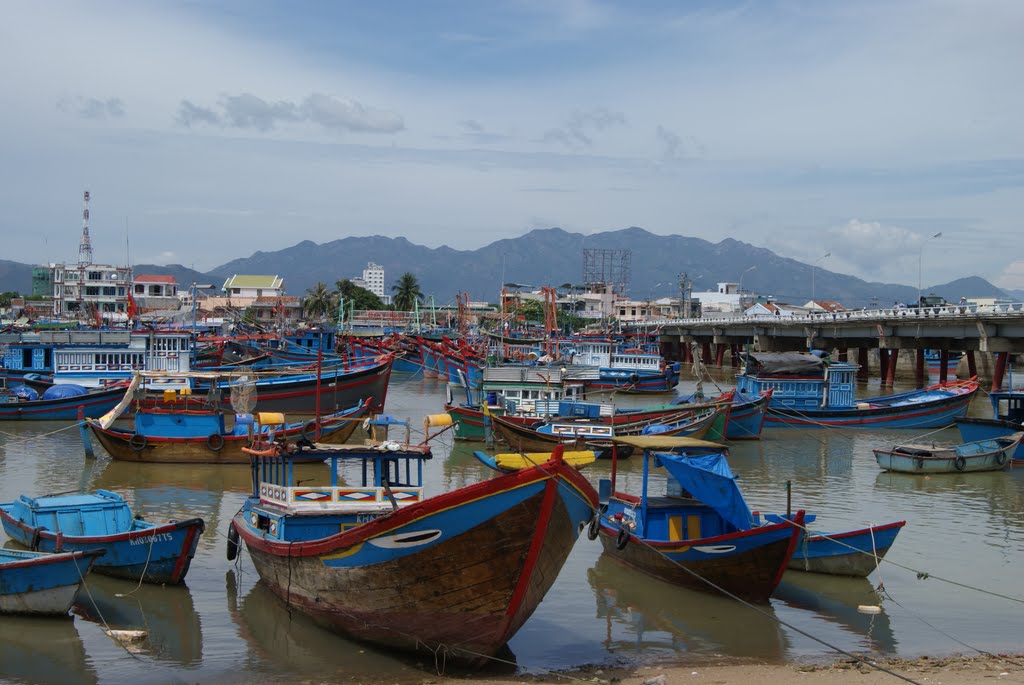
(49, 262), (132, 319)
(354, 262), (391, 305)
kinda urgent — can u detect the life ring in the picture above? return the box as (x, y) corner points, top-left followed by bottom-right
(587, 516), (600, 541)
(226, 522), (240, 561)
(615, 527), (630, 550)
(954, 455), (967, 471)
(207, 433), (225, 452)
(301, 420), (318, 442)
(996, 450), (1008, 466)
(129, 433), (148, 451)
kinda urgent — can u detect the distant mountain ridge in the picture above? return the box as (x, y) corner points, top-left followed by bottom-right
(2, 228), (1011, 309)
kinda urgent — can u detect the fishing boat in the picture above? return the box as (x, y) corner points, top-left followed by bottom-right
(753, 514), (906, 577)
(0, 382), (129, 421)
(471, 449), (597, 472)
(488, 404), (728, 457)
(0, 548), (103, 615)
(736, 352), (978, 429)
(873, 433), (1023, 473)
(955, 388), (1024, 462)
(85, 397), (368, 464)
(673, 389), (772, 439)
(568, 339), (680, 393)
(228, 420), (598, 666)
(0, 490), (204, 584)
(590, 436), (804, 602)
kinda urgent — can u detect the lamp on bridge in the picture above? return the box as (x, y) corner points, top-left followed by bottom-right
(738, 266), (757, 313)
(811, 252), (831, 308)
(917, 232), (942, 306)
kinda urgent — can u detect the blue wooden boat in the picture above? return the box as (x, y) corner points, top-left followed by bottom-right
(955, 388), (1024, 462)
(673, 389), (773, 439)
(736, 352), (978, 429)
(0, 490), (204, 584)
(873, 433), (1023, 473)
(754, 514), (905, 577)
(229, 433), (597, 666)
(591, 436), (804, 602)
(0, 382), (128, 421)
(0, 548), (103, 615)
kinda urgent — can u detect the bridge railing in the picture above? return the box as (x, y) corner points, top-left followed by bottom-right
(634, 302), (1024, 327)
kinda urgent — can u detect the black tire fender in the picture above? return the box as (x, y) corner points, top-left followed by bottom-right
(226, 522), (240, 561)
(129, 433), (147, 451)
(615, 527), (630, 550)
(302, 420), (318, 442)
(207, 433), (225, 452)
(587, 516), (600, 541)
(954, 455), (967, 471)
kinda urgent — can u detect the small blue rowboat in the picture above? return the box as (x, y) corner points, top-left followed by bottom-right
(873, 433), (1023, 474)
(0, 548), (103, 615)
(755, 514), (906, 577)
(0, 490), (204, 584)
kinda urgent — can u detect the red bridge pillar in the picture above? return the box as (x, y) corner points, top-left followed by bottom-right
(966, 351), (977, 378)
(885, 349), (899, 387)
(992, 352), (1009, 391)
(857, 348), (870, 381)
(915, 348), (926, 388)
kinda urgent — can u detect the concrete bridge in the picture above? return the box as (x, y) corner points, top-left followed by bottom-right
(650, 302), (1024, 389)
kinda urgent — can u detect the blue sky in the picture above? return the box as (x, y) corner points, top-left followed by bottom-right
(2, 0), (1022, 290)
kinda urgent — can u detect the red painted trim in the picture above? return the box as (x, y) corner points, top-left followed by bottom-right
(503, 475), (558, 620)
(773, 510), (806, 589)
(171, 525), (199, 581)
(805, 520), (905, 542)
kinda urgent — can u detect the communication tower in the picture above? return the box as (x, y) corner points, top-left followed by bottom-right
(78, 190), (93, 266)
(582, 248), (630, 296)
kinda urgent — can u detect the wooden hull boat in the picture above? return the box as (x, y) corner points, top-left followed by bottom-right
(873, 433), (1023, 473)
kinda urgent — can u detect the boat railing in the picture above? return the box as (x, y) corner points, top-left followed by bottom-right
(258, 482), (423, 512)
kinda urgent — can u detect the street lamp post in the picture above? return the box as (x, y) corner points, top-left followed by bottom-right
(738, 266), (757, 313)
(917, 232), (942, 306)
(811, 252), (831, 307)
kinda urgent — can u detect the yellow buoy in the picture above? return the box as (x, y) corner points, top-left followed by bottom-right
(256, 412), (286, 426)
(424, 413), (453, 428)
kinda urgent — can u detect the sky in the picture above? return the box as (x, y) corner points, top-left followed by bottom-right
(2, 0), (1022, 291)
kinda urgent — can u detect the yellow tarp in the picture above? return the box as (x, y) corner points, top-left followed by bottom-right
(493, 450), (597, 470)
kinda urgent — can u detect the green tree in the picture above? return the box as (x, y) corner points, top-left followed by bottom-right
(391, 272), (424, 312)
(303, 281), (333, 320)
(334, 279), (384, 312)
(0, 291), (19, 307)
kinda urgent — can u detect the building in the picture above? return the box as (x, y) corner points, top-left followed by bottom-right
(352, 262), (391, 306)
(48, 262), (132, 320)
(222, 274), (284, 299)
(132, 275), (181, 312)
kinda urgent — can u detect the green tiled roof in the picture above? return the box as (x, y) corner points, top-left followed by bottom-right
(223, 275), (282, 288)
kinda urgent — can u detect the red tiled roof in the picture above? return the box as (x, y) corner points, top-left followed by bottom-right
(134, 275), (177, 283)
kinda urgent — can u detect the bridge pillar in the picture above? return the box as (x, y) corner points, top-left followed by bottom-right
(939, 349), (949, 384)
(837, 346), (848, 362)
(857, 348), (870, 381)
(702, 342), (712, 367)
(731, 344), (740, 368)
(967, 350), (977, 378)
(878, 349), (889, 386)
(915, 348), (926, 388)
(992, 352), (1009, 391)
(714, 343), (726, 368)
(885, 349), (899, 387)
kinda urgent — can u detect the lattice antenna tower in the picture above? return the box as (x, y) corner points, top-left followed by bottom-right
(582, 248), (631, 296)
(78, 190), (93, 267)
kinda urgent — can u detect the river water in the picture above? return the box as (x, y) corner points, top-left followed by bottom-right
(2, 371), (1023, 685)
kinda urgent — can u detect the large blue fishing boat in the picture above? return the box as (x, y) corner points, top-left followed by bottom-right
(736, 352), (978, 429)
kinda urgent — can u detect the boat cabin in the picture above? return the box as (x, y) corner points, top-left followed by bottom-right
(990, 391), (1024, 424)
(244, 424), (432, 544)
(7, 490), (133, 537)
(736, 352), (858, 411)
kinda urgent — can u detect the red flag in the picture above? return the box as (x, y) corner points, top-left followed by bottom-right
(126, 292), (138, 319)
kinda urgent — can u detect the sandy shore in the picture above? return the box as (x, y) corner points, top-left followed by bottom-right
(433, 654), (1024, 685)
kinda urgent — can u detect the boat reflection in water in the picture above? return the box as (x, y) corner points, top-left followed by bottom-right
(72, 574), (203, 665)
(774, 573), (897, 656)
(587, 553), (789, 663)
(224, 570), (508, 678)
(0, 615), (97, 685)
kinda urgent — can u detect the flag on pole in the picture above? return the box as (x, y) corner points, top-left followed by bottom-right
(126, 292), (138, 320)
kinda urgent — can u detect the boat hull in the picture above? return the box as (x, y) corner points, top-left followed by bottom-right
(596, 516), (801, 603)
(955, 418), (1024, 462)
(88, 406), (366, 464)
(788, 521), (906, 577)
(873, 434), (1021, 473)
(0, 385), (126, 421)
(764, 388), (975, 429)
(0, 550), (101, 615)
(234, 460), (597, 664)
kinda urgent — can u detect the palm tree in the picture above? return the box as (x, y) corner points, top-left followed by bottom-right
(303, 281), (333, 320)
(335, 279), (384, 311)
(391, 272), (424, 312)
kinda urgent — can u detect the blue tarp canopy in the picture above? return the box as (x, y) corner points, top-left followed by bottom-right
(41, 384), (88, 400)
(654, 451), (753, 531)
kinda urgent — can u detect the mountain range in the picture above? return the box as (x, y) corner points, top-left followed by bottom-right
(5, 227), (1018, 309)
